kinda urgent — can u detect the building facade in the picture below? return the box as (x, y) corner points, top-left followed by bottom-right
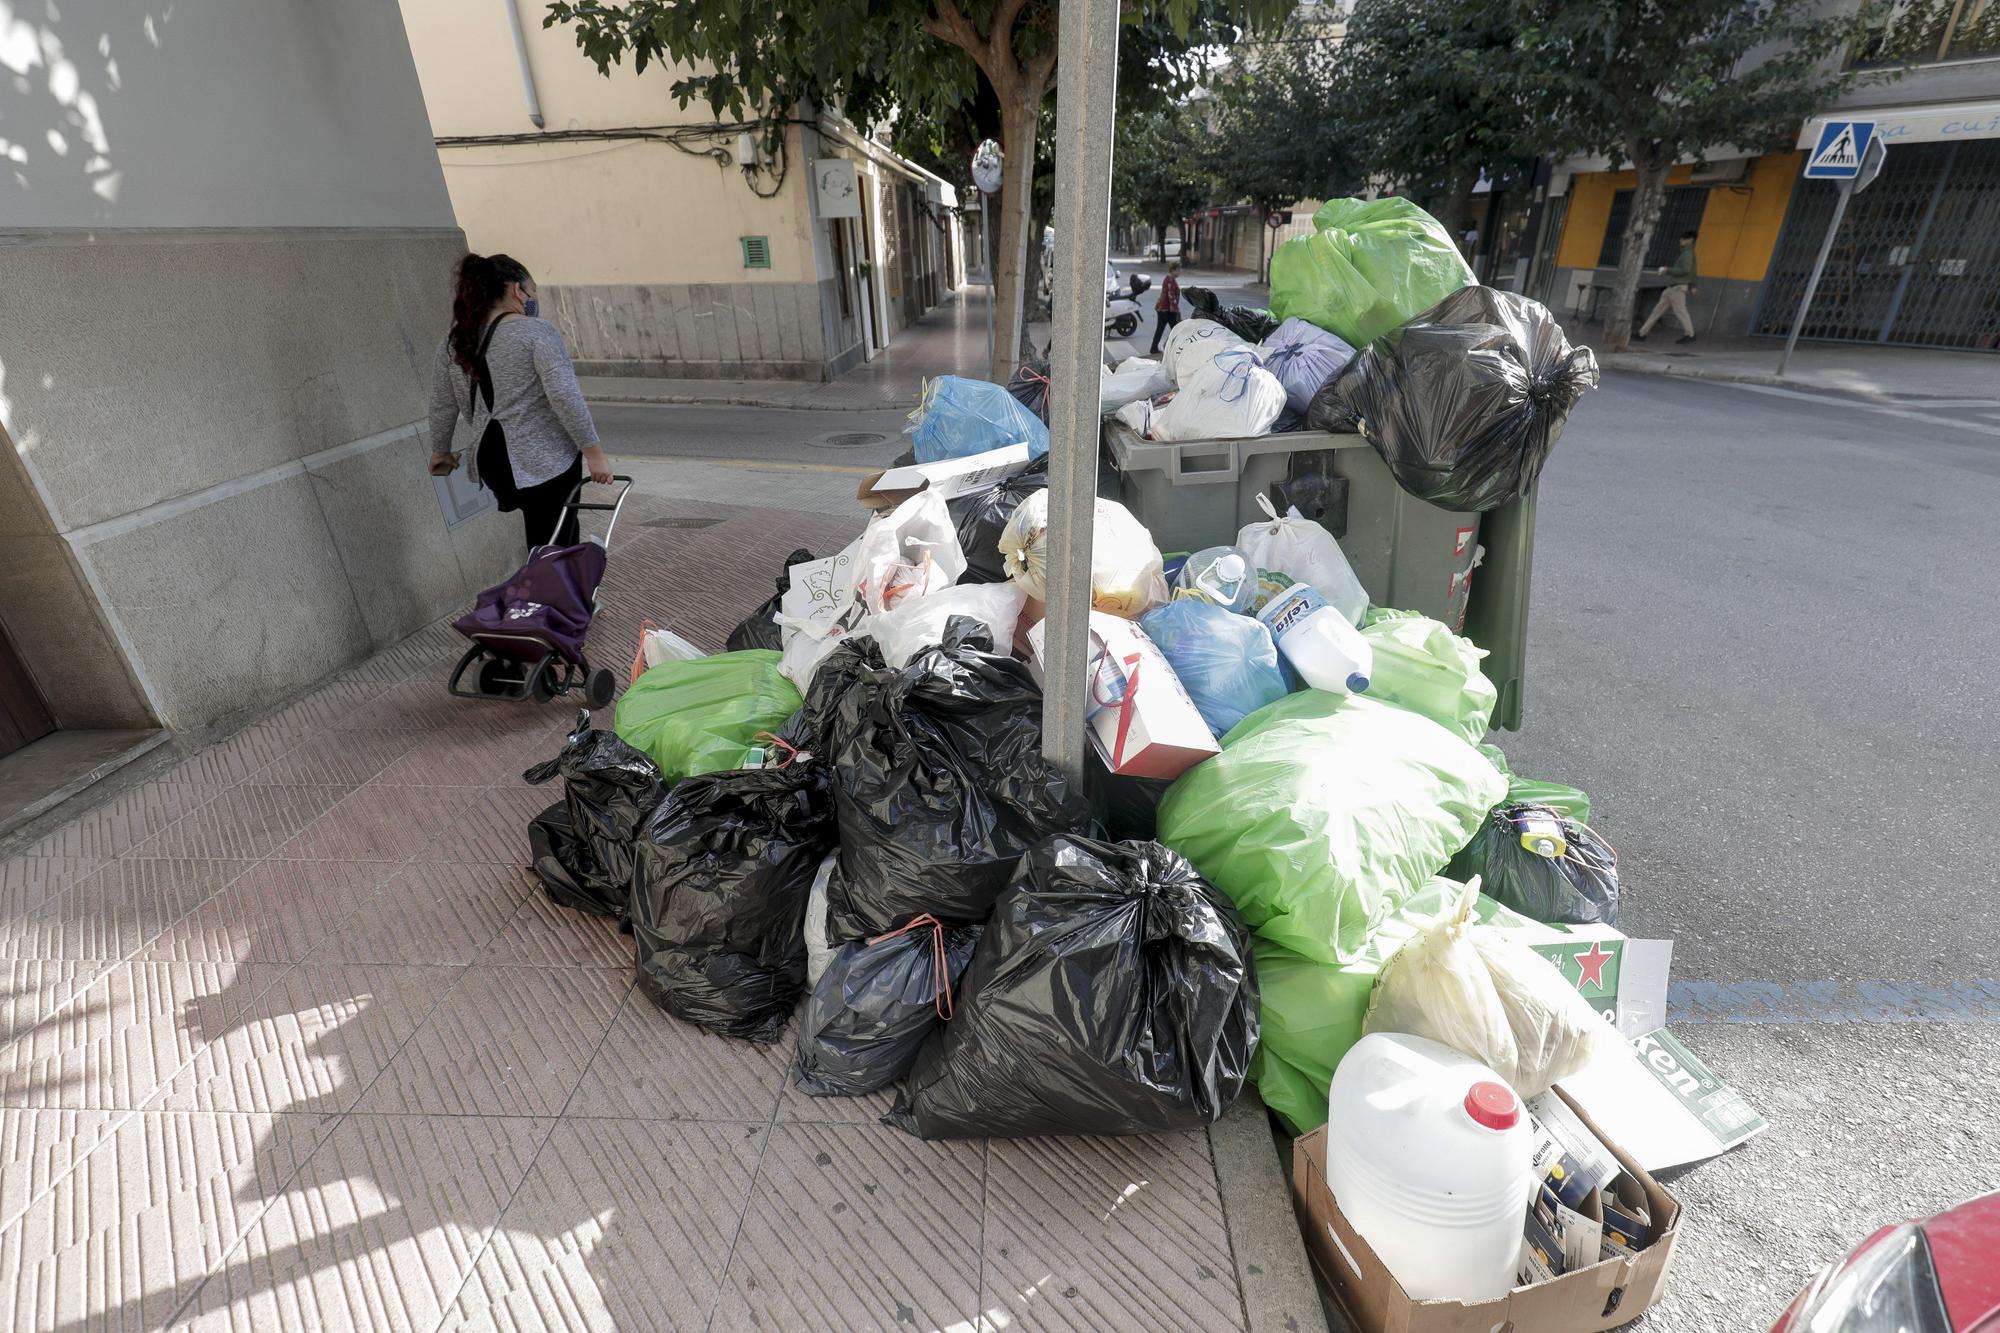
(1544, 3), (2000, 349)
(399, 1), (961, 381)
(0, 0), (514, 794)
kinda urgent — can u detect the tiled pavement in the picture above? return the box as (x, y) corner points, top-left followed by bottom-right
(0, 488), (1252, 1331)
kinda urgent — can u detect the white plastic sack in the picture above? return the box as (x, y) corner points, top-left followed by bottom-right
(639, 626), (705, 669)
(1101, 357), (1173, 414)
(1148, 348), (1286, 442)
(1114, 397), (1157, 437)
(1237, 493), (1369, 623)
(1362, 879), (1605, 1097)
(848, 490), (967, 615)
(1163, 318), (1255, 385)
(870, 582), (1028, 668)
(804, 853), (839, 987)
(1261, 316), (1357, 415)
(778, 623), (848, 692)
(997, 489), (1169, 619)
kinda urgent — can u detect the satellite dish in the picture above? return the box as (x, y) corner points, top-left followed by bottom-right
(972, 139), (1004, 195)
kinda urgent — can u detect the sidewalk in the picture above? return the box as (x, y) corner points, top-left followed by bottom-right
(1565, 325), (1997, 401)
(581, 286), (994, 413)
(0, 485), (1320, 1332)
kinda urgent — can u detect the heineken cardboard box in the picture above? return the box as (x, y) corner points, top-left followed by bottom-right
(1293, 1087), (1682, 1333)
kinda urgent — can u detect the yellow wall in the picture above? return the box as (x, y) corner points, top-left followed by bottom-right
(398, 0), (818, 286)
(1554, 152), (1803, 281)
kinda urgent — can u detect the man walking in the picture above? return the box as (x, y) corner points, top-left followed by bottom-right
(1636, 230), (1699, 344)
(1149, 261), (1182, 356)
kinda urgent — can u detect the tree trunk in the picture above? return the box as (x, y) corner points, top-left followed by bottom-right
(1602, 151), (1669, 354)
(989, 94), (1041, 382)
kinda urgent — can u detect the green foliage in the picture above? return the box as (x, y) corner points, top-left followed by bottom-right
(1112, 104), (1210, 238)
(1206, 14), (1364, 214)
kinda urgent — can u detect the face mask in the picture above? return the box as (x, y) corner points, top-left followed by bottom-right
(522, 295), (540, 319)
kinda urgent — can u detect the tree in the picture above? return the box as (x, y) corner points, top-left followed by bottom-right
(1507, 0), (1897, 352)
(1330, 0), (1532, 239)
(1205, 13), (1366, 277)
(545, 0), (1284, 381)
(1113, 105), (1210, 260)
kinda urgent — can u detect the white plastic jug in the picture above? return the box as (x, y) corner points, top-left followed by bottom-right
(1324, 1033), (1534, 1304)
(1257, 583), (1373, 694)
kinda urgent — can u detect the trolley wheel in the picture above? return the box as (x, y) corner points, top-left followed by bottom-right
(478, 657), (524, 696)
(584, 668), (617, 710)
(1113, 314), (1140, 338)
(529, 662), (563, 703)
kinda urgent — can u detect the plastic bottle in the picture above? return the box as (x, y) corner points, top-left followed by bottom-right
(1256, 583), (1373, 694)
(1324, 1033), (1534, 1303)
(1173, 545), (1258, 614)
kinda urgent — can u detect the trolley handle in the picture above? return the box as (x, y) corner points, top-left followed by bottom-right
(551, 474), (635, 550)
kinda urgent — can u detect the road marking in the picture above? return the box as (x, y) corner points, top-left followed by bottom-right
(1705, 380), (2000, 440)
(1669, 978), (2000, 1025)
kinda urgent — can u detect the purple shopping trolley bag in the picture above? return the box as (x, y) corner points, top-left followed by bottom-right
(453, 541), (608, 666)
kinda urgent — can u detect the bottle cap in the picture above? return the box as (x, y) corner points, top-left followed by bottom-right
(1346, 672), (1370, 693)
(1464, 1081), (1520, 1132)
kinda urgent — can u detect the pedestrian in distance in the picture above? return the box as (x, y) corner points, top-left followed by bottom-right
(427, 253), (614, 551)
(1149, 260), (1183, 356)
(1636, 230), (1700, 345)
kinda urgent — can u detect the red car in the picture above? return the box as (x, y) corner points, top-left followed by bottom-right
(1771, 1192), (2000, 1332)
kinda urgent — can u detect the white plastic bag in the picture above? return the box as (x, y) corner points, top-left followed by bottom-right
(1100, 357), (1173, 414)
(1114, 397), (1157, 437)
(804, 853), (840, 986)
(1362, 879), (1605, 1097)
(1162, 319), (1255, 384)
(848, 490), (967, 615)
(1237, 493), (1369, 623)
(778, 623), (848, 692)
(870, 582), (1028, 667)
(1148, 349), (1287, 442)
(997, 490), (1169, 619)
(639, 626), (704, 668)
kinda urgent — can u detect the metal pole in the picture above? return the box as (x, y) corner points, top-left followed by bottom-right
(1040, 0), (1120, 781)
(982, 193), (995, 369)
(1777, 179), (1851, 377)
(504, 0), (546, 129)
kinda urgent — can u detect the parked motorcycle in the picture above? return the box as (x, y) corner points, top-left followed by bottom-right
(1106, 273), (1151, 339)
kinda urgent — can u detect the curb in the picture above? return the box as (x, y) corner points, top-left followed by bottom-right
(1209, 1097), (1332, 1333)
(1592, 355), (1978, 404)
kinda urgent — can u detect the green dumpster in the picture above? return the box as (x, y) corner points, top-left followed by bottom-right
(1105, 420), (1537, 730)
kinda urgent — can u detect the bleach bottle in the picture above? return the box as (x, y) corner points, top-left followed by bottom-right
(1256, 583), (1372, 694)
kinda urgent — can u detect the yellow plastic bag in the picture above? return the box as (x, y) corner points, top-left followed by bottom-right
(996, 489), (1168, 619)
(1362, 878), (1604, 1095)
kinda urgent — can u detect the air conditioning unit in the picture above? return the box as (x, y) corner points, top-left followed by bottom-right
(1690, 158), (1750, 184)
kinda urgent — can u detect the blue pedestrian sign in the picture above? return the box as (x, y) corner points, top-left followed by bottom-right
(1804, 120), (1875, 179)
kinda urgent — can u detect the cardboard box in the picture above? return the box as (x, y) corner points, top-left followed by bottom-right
(1026, 611), (1218, 779)
(1292, 1088), (1681, 1333)
(857, 443), (1034, 511)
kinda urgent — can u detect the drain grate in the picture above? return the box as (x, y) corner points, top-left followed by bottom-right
(643, 516), (725, 530)
(810, 431), (889, 449)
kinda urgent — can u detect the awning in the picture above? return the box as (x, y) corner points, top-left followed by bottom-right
(1798, 100), (2000, 148)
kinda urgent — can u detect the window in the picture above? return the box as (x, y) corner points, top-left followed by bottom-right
(739, 235), (772, 269)
(1597, 187), (1711, 269)
(1850, 0), (2000, 66)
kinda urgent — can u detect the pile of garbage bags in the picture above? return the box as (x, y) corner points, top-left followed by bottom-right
(513, 200), (1644, 1168)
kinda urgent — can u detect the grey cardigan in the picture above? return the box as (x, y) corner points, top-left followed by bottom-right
(427, 316), (599, 489)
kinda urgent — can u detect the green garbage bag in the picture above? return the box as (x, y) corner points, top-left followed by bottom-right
(1157, 691), (1504, 964)
(614, 651), (801, 783)
(1250, 878), (1534, 1134)
(1447, 743), (1592, 880)
(1268, 198), (1475, 351)
(1358, 608), (1497, 744)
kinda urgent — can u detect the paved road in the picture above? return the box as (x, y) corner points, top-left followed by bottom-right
(588, 373), (2000, 1330)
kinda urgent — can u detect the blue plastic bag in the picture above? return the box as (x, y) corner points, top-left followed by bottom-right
(1140, 599), (1291, 740)
(909, 376), (1051, 463)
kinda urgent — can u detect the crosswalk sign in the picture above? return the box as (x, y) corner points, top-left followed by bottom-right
(1805, 120), (1875, 179)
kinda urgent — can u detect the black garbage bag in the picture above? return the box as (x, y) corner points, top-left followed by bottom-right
(1312, 286), (1600, 512)
(793, 914), (980, 1097)
(825, 619), (1093, 942)
(1006, 359), (1051, 423)
(725, 547), (816, 652)
(630, 763), (834, 1041)
(1468, 806), (1621, 925)
(945, 460), (1049, 585)
(522, 713), (668, 920)
(775, 636), (885, 757)
(1186, 286), (1280, 343)
(890, 835), (1259, 1139)
(1085, 753), (1175, 844)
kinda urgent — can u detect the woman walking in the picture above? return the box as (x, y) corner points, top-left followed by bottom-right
(1148, 260), (1183, 356)
(428, 253), (612, 549)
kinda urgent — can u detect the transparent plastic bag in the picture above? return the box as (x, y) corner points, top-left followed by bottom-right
(868, 583), (1028, 669)
(1139, 598), (1290, 739)
(1362, 878), (1604, 1096)
(908, 375), (1050, 463)
(1172, 546), (1258, 614)
(1236, 494), (1368, 623)
(997, 489), (1168, 619)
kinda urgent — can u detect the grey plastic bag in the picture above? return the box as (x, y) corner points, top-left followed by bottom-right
(792, 914), (979, 1097)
